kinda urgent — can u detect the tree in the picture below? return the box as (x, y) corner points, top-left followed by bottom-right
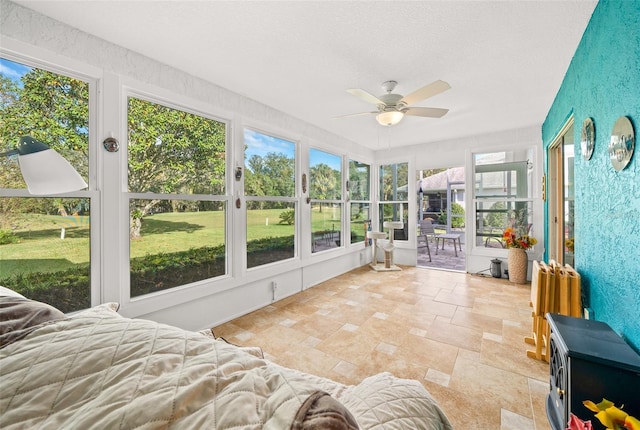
(1, 68), (90, 221)
(126, 97), (226, 237)
(310, 163), (340, 212)
(0, 64), (228, 239)
(486, 201), (507, 228)
(244, 152), (295, 209)
(380, 163), (408, 201)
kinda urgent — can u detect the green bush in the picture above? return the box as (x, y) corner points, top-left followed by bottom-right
(2, 267), (91, 313)
(278, 209), (295, 225)
(0, 236), (296, 311)
(0, 229), (19, 245)
(485, 201), (507, 228)
(437, 202), (465, 228)
(130, 244), (226, 296)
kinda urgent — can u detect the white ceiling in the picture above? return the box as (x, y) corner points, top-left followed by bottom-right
(14, 0), (597, 150)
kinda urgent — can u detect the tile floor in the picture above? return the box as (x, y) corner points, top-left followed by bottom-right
(212, 265), (552, 430)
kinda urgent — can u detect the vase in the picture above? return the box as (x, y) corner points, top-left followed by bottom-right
(508, 248), (528, 284)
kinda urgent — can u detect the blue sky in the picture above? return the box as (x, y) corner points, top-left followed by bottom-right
(243, 128), (295, 162)
(244, 129), (342, 171)
(309, 148), (341, 171)
(0, 58), (30, 86)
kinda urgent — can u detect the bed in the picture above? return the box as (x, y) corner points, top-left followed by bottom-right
(0, 286), (453, 429)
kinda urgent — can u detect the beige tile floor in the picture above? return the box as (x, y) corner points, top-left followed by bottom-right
(212, 265), (552, 430)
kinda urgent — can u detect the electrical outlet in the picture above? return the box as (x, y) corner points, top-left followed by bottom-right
(584, 308), (593, 320)
(271, 281), (278, 302)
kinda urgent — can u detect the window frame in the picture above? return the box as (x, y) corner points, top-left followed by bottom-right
(378, 162), (409, 241)
(471, 150), (537, 255)
(347, 159), (371, 246)
(242, 126), (298, 269)
(125, 90), (231, 299)
(0, 51), (101, 309)
(309, 147), (343, 253)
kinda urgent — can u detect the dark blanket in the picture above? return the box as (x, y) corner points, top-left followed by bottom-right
(0, 296), (65, 348)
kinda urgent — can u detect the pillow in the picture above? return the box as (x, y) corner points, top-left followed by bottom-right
(292, 391), (359, 430)
(0, 295), (66, 348)
(0, 285), (26, 299)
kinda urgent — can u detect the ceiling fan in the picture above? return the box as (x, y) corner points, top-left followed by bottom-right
(339, 80), (450, 126)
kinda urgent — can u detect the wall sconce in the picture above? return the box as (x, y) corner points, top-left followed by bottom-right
(0, 136), (87, 195)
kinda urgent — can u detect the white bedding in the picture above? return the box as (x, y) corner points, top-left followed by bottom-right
(0, 300), (452, 430)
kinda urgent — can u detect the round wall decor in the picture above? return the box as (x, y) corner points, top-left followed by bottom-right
(608, 116), (635, 171)
(581, 117), (595, 160)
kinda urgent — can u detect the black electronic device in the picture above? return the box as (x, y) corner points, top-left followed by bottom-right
(546, 313), (640, 430)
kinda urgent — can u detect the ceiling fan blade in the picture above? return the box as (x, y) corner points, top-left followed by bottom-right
(403, 107), (449, 118)
(346, 88), (385, 105)
(334, 111), (377, 119)
(399, 80), (451, 106)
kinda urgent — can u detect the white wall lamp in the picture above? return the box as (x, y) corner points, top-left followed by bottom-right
(0, 136), (87, 195)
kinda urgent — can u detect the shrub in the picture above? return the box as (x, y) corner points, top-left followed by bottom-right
(437, 202), (465, 228)
(1, 267), (91, 313)
(0, 236), (296, 311)
(279, 209), (295, 225)
(0, 229), (19, 245)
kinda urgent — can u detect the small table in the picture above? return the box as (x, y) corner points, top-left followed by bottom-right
(435, 233), (462, 257)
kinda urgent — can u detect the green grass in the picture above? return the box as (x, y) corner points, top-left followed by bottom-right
(1, 209), (301, 277)
(1, 214), (90, 277)
(246, 208), (295, 241)
(0, 205), (358, 278)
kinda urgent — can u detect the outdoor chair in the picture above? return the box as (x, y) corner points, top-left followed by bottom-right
(418, 218), (437, 262)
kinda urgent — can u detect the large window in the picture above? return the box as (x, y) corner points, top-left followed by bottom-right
(127, 96), (227, 297)
(244, 129), (296, 268)
(310, 148), (342, 252)
(348, 160), (370, 244)
(379, 162), (409, 240)
(0, 57), (92, 312)
(473, 151), (535, 249)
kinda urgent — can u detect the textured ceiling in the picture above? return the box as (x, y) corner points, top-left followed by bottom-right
(13, 0), (597, 150)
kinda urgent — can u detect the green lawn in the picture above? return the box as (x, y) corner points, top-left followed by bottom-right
(1, 209), (301, 277)
(0, 205), (359, 278)
(1, 214), (90, 277)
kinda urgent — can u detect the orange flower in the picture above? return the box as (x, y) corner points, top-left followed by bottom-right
(502, 227), (537, 250)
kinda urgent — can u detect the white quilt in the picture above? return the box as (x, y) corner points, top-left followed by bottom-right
(0, 303), (452, 430)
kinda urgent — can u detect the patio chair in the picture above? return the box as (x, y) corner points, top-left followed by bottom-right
(418, 218), (436, 262)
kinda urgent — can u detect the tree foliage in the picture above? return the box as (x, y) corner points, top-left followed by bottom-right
(310, 163), (340, 200)
(380, 163), (408, 201)
(127, 97), (226, 197)
(348, 160), (370, 201)
(244, 152), (294, 209)
(1, 68), (90, 220)
(1, 65), (229, 238)
(126, 97), (227, 237)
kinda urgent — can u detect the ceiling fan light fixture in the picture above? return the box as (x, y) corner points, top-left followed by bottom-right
(376, 110), (404, 126)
